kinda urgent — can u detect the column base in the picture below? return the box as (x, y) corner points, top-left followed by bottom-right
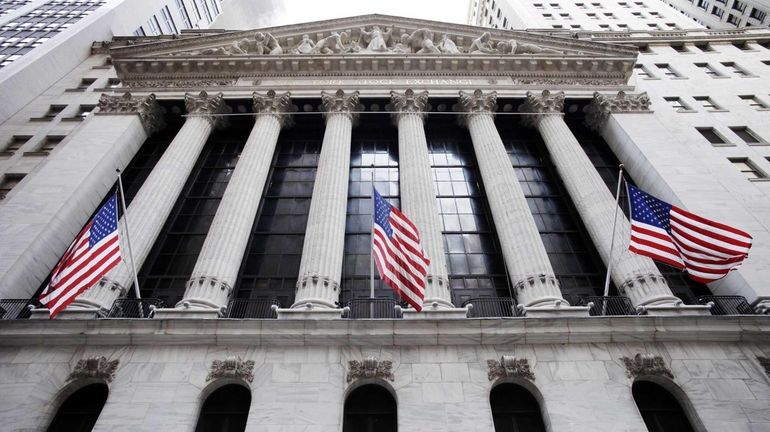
(276, 306), (344, 320)
(521, 305), (591, 318)
(152, 307), (222, 319)
(402, 307), (469, 320)
(638, 304), (713, 316)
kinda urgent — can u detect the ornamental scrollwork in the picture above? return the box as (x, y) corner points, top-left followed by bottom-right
(97, 92), (165, 135)
(389, 89), (430, 122)
(584, 91), (651, 131)
(457, 89), (497, 125)
(487, 356), (535, 381)
(253, 90), (293, 128)
(68, 356), (119, 383)
(621, 354), (674, 379)
(321, 89), (361, 123)
(519, 90), (566, 127)
(347, 357), (394, 383)
(207, 356), (255, 383)
(184, 91), (231, 129)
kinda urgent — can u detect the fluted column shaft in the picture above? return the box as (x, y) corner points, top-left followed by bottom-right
(459, 90), (563, 307)
(293, 90), (359, 309)
(181, 90), (291, 312)
(390, 90), (452, 308)
(523, 90), (677, 307)
(72, 92), (229, 311)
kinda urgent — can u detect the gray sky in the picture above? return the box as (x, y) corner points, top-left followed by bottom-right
(214, 0), (471, 29)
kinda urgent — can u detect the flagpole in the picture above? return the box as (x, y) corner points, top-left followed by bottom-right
(602, 164), (624, 315)
(116, 169), (142, 301)
(369, 164), (376, 318)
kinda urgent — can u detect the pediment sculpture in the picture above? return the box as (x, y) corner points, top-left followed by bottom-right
(171, 27), (563, 57)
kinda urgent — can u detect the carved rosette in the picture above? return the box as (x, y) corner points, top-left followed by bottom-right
(389, 89), (429, 122)
(346, 357), (394, 383)
(584, 91), (651, 131)
(758, 357), (770, 378)
(184, 91), (232, 129)
(96, 92), (165, 135)
(68, 356), (119, 383)
(457, 89), (497, 126)
(519, 90), (566, 128)
(320, 89), (361, 124)
(621, 354), (674, 379)
(487, 356), (535, 381)
(252, 90), (293, 128)
(207, 356), (255, 383)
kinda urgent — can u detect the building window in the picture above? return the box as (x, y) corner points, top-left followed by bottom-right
(0, 174), (25, 200)
(46, 383), (108, 432)
(711, 6), (725, 17)
(39, 104), (66, 120)
(732, 41), (751, 50)
(175, 0), (192, 28)
(693, 96), (722, 110)
(543, 13), (554, 19)
(160, 6), (178, 34)
(670, 43), (689, 52)
(663, 97), (691, 112)
(343, 384), (397, 432)
(195, 384), (250, 432)
(39, 135), (65, 152)
(729, 158), (765, 179)
(71, 78), (96, 91)
(655, 63), (682, 78)
(3, 135), (31, 154)
(749, 7), (767, 22)
(586, 13), (598, 19)
(732, 0), (747, 12)
(76, 104), (96, 118)
(633, 381), (696, 432)
(591, 2), (603, 8)
(696, 127), (728, 144)
(721, 62), (751, 76)
(634, 64), (655, 78)
(604, 12), (616, 18)
(490, 383), (547, 432)
(694, 62), (723, 77)
(694, 42), (714, 52)
(726, 13), (740, 25)
(739, 95), (768, 109)
(106, 78), (121, 88)
(729, 126), (764, 144)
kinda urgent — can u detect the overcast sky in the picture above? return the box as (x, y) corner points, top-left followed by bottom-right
(214, 0), (471, 29)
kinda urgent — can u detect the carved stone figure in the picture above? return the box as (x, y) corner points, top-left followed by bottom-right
(469, 32), (497, 54)
(621, 354), (674, 379)
(437, 34), (461, 54)
(408, 28), (440, 54)
(255, 32), (282, 55)
(360, 25), (392, 52)
(487, 356), (535, 381)
(391, 33), (411, 54)
(347, 357), (394, 382)
(496, 39), (559, 55)
(69, 356), (119, 383)
(207, 356), (255, 382)
(312, 32), (347, 54)
(292, 34), (315, 54)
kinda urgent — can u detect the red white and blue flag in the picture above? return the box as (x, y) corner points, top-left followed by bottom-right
(372, 188), (430, 311)
(627, 184), (752, 284)
(40, 194), (121, 318)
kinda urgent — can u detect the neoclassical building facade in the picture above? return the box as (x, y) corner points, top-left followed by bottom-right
(0, 14), (769, 432)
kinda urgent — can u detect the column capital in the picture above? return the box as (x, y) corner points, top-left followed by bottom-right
(253, 90), (293, 128)
(389, 89), (429, 122)
(96, 92), (165, 135)
(321, 89), (361, 124)
(584, 91), (651, 131)
(457, 89), (497, 126)
(519, 90), (565, 127)
(184, 91), (232, 129)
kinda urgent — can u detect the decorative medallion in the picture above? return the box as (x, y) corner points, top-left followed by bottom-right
(487, 356), (535, 381)
(621, 354), (674, 379)
(68, 356), (119, 383)
(207, 356), (255, 383)
(347, 357), (394, 383)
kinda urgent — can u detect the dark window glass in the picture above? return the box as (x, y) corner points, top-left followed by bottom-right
(47, 383), (108, 432)
(343, 384), (397, 432)
(633, 381), (695, 432)
(490, 383), (546, 432)
(195, 384), (250, 432)
(235, 106), (322, 306)
(696, 127), (727, 144)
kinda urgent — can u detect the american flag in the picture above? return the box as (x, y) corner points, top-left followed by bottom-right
(40, 194), (121, 318)
(372, 188), (430, 311)
(627, 184), (752, 284)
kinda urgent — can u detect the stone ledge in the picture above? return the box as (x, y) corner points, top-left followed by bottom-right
(0, 316), (767, 346)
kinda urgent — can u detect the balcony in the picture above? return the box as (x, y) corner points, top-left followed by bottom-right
(462, 297), (518, 318)
(107, 298), (165, 318)
(697, 295), (756, 315)
(343, 298), (403, 319)
(225, 298), (281, 319)
(577, 296), (637, 316)
(0, 299), (38, 320)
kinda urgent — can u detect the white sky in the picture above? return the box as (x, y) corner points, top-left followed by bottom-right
(214, 0), (472, 29)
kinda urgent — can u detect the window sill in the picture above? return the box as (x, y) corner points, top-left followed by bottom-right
(710, 143), (736, 147)
(710, 76), (730, 79)
(748, 177), (770, 182)
(0, 151), (14, 157)
(707, 109), (730, 113)
(22, 151), (49, 157)
(676, 109), (698, 113)
(754, 108), (770, 111)
(739, 75), (760, 78)
(91, 65), (111, 70)
(747, 142), (770, 146)
(61, 117), (85, 122)
(64, 88), (86, 93)
(642, 77), (662, 80)
(29, 117), (54, 122)
(670, 77), (689, 80)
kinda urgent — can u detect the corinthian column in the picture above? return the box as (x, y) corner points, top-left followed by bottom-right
(388, 89), (465, 318)
(458, 90), (587, 317)
(159, 90), (291, 318)
(521, 90), (708, 315)
(290, 90), (359, 313)
(65, 91), (230, 316)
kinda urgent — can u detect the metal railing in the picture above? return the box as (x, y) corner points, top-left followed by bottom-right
(0, 299), (38, 320)
(225, 298), (280, 319)
(343, 298), (403, 319)
(107, 298), (165, 318)
(578, 296), (637, 316)
(462, 297), (518, 318)
(697, 295), (755, 315)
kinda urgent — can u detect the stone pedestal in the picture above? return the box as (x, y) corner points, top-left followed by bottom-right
(390, 89), (453, 309)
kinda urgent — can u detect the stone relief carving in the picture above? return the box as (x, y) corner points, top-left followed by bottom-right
(389, 89), (430, 122)
(519, 89), (566, 127)
(312, 31), (353, 54)
(207, 356), (255, 382)
(347, 357), (394, 382)
(320, 89), (361, 122)
(584, 90), (651, 131)
(360, 25), (393, 52)
(253, 90), (293, 127)
(469, 32), (497, 54)
(510, 77), (627, 86)
(621, 354), (674, 379)
(487, 356), (535, 381)
(97, 92), (165, 135)
(184, 91), (231, 129)
(69, 356), (119, 383)
(497, 39), (560, 55)
(437, 33), (461, 54)
(758, 357), (770, 377)
(292, 34), (316, 54)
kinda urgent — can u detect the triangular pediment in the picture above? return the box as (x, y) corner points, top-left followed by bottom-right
(106, 14), (637, 88)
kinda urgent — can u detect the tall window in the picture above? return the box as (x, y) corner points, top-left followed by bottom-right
(343, 384), (397, 432)
(632, 381), (695, 432)
(47, 383), (108, 432)
(490, 383), (546, 432)
(195, 384), (250, 432)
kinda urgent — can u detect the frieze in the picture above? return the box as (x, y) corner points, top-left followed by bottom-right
(69, 356), (119, 383)
(621, 354), (674, 379)
(487, 356), (535, 381)
(126, 79), (235, 88)
(207, 356), (255, 382)
(347, 357), (394, 383)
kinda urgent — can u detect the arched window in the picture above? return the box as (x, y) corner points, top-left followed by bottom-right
(195, 384), (251, 432)
(633, 381), (695, 432)
(490, 383), (546, 432)
(343, 384), (397, 432)
(47, 383), (108, 432)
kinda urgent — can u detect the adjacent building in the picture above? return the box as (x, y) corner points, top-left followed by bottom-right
(661, 0), (770, 29)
